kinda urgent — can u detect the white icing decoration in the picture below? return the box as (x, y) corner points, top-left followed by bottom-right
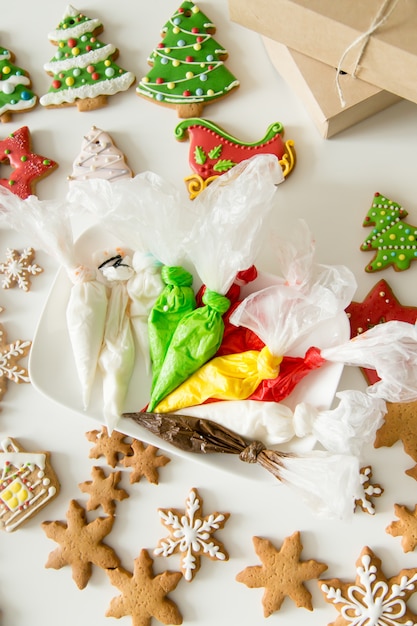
(69, 126), (132, 182)
(43, 43), (116, 73)
(40, 72), (135, 106)
(0, 51), (12, 61)
(321, 553), (417, 625)
(0, 95), (36, 118)
(0, 75), (30, 90)
(48, 6), (102, 42)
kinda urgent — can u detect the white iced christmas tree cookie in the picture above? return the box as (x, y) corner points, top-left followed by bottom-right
(68, 126), (133, 182)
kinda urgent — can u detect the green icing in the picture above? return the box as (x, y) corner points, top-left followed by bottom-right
(137, 0), (239, 107)
(47, 59), (128, 93)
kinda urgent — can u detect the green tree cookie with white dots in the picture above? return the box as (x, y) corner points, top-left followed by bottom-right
(361, 192), (417, 272)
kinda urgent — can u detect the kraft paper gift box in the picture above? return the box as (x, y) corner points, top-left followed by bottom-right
(229, 0), (417, 105)
(263, 38), (401, 138)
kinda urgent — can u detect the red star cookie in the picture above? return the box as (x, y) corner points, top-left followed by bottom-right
(345, 279), (417, 385)
(0, 126), (58, 198)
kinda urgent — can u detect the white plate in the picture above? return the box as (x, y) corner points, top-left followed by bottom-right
(29, 225), (350, 481)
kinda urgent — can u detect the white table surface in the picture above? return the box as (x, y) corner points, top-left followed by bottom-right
(2, 1), (417, 625)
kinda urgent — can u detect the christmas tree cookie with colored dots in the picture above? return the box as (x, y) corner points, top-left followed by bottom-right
(0, 46), (37, 123)
(40, 5), (135, 112)
(137, 1), (239, 118)
(0, 126), (58, 198)
(361, 192), (417, 272)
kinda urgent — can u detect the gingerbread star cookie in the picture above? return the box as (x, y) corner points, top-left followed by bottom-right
(236, 532), (327, 617)
(374, 401), (417, 462)
(0, 126), (57, 198)
(386, 504), (417, 552)
(106, 549), (183, 625)
(319, 545), (417, 625)
(42, 499), (120, 589)
(122, 440), (171, 485)
(346, 279), (417, 385)
(78, 466), (129, 516)
(85, 427), (132, 468)
(154, 487), (229, 582)
(0, 247), (43, 291)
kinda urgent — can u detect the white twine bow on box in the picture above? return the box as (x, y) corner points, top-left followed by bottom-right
(335, 0), (400, 107)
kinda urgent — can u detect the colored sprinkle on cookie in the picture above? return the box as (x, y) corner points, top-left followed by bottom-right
(386, 504), (417, 553)
(374, 401), (417, 464)
(0, 437), (59, 532)
(137, 1), (239, 118)
(0, 126), (58, 198)
(40, 5), (135, 111)
(78, 466), (129, 516)
(106, 549), (183, 625)
(0, 322), (31, 401)
(354, 466), (384, 515)
(0, 247), (43, 291)
(346, 279), (417, 385)
(361, 192), (417, 272)
(68, 126), (133, 182)
(154, 487), (229, 582)
(236, 532), (327, 617)
(0, 46), (37, 123)
(122, 440), (171, 485)
(42, 499), (120, 589)
(319, 546), (417, 625)
(85, 427), (132, 468)
(175, 118), (295, 198)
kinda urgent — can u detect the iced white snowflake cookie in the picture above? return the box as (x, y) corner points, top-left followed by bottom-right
(68, 126), (133, 182)
(154, 487), (229, 582)
(0, 321), (31, 400)
(319, 545), (417, 625)
(0, 437), (60, 532)
(0, 247), (43, 291)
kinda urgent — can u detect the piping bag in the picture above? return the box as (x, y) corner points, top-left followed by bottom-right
(0, 187), (107, 410)
(153, 220), (356, 412)
(67, 173), (191, 376)
(123, 408), (362, 520)
(147, 154), (284, 411)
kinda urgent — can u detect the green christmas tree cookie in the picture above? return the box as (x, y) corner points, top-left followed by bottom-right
(137, 1), (239, 118)
(40, 5), (135, 111)
(0, 47), (37, 123)
(361, 192), (417, 272)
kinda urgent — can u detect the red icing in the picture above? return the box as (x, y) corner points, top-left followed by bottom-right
(0, 126), (58, 199)
(183, 123), (287, 180)
(345, 279), (417, 385)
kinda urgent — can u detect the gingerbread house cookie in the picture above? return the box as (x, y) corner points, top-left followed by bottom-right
(0, 437), (60, 532)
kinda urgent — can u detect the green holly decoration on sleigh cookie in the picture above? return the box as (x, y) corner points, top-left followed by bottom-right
(361, 192), (417, 272)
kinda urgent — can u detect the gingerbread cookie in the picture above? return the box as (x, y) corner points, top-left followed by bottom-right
(137, 1), (239, 118)
(354, 466), (384, 515)
(346, 279), (417, 385)
(78, 466), (129, 516)
(236, 532), (327, 617)
(386, 504), (417, 552)
(0, 437), (59, 532)
(121, 440), (171, 485)
(0, 46), (37, 123)
(374, 401), (417, 464)
(68, 126), (133, 182)
(0, 321), (31, 401)
(40, 5), (135, 111)
(42, 499), (120, 589)
(106, 549), (183, 625)
(154, 487), (229, 582)
(0, 247), (43, 291)
(0, 126), (57, 198)
(361, 192), (417, 272)
(175, 118), (295, 198)
(85, 426), (132, 468)
(319, 545), (417, 625)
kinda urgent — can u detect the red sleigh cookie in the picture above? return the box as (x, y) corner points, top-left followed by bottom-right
(175, 118), (295, 198)
(0, 126), (58, 198)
